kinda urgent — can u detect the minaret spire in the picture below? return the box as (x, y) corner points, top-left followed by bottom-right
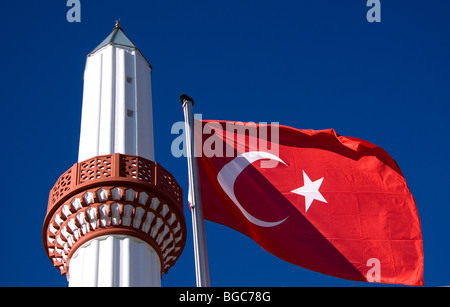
(114, 19), (121, 29)
(43, 24), (186, 287)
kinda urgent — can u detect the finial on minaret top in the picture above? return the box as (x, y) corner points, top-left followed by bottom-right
(114, 19), (121, 29)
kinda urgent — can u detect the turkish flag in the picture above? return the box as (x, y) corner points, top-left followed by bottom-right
(195, 120), (423, 286)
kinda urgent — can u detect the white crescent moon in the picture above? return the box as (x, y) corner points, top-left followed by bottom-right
(217, 151), (289, 227)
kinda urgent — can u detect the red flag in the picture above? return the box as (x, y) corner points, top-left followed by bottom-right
(195, 120), (423, 286)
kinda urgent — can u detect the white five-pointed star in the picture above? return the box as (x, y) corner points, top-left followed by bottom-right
(291, 171), (327, 212)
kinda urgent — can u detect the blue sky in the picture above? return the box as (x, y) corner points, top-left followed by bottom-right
(1, 1), (449, 286)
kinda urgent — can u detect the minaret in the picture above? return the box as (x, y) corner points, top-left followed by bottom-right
(43, 21), (186, 286)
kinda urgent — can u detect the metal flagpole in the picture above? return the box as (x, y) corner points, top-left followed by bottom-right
(180, 94), (211, 287)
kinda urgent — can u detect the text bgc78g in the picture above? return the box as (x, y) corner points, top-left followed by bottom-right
(223, 291), (271, 302)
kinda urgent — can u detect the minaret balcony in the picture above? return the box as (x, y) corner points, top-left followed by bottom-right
(43, 153), (186, 276)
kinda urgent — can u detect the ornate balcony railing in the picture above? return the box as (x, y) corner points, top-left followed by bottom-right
(43, 153), (186, 276)
(47, 153), (183, 213)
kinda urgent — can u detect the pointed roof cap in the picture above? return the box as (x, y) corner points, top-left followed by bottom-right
(88, 21), (151, 69)
(90, 20), (137, 54)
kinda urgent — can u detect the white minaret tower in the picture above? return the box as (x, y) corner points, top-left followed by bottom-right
(43, 21), (186, 287)
(77, 20), (154, 163)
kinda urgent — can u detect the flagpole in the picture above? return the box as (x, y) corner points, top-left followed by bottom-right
(180, 94), (211, 287)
